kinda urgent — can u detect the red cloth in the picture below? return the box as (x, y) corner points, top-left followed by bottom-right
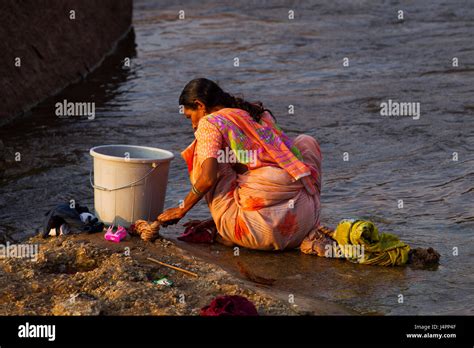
(200, 295), (259, 316)
(178, 222), (216, 243)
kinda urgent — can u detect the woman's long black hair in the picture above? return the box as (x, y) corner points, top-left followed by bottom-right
(178, 78), (276, 123)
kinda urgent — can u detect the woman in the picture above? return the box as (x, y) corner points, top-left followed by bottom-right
(157, 78), (322, 251)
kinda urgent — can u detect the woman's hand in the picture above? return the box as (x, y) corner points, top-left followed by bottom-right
(157, 207), (186, 227)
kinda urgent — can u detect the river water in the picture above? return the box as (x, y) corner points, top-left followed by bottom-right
(1, 0), (473, 314)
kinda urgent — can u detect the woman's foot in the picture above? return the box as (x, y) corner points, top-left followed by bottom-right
(317, 225), (335, 238)
(300, 225), (336, 256)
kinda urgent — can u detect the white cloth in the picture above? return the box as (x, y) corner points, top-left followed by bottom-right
(79, 212), (96, 223)
(49, 223), (71, 236)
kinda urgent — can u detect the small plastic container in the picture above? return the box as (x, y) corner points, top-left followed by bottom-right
(104, 225), (127, 243)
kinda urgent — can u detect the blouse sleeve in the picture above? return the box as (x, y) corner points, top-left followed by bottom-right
(195, 117), (223, 164)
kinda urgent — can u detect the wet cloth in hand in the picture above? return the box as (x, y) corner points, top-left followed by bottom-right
(332, 219), (410, 266)
(200, 295), (259, 316)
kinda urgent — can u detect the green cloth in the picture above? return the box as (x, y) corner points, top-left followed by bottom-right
(333, 219), (410, 266)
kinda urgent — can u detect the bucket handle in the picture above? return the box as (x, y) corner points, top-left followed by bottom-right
(90, 162), (161, 192)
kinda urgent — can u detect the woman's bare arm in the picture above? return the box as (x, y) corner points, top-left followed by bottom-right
(157, 157), (218, 224)
(181, 157), (218, 212)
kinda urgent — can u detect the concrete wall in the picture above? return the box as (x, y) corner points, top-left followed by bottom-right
(0, 0), (133, 126)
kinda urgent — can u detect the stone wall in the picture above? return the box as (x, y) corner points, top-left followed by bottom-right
(0, 0), (133, 126)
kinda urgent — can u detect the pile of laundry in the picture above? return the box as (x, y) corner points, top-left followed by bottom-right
(300, 218), (440, 268)
(41, 203), (104, 237)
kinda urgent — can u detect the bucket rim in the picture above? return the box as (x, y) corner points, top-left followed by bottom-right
(90, 144), (175, 164)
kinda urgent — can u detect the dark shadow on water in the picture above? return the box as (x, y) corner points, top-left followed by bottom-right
(0, 29), (138, 185)
(0, 28), (137, 138)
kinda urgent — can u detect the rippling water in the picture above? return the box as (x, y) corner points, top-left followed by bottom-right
(1, 0), (473, 314)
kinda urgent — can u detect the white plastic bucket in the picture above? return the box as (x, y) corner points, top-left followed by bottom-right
(89, 145), (174, 227)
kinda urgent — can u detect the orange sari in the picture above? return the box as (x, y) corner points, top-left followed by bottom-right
(182, 109), (322, 250)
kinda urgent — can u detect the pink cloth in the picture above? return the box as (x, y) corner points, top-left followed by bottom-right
(194, 117), (223, 163)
